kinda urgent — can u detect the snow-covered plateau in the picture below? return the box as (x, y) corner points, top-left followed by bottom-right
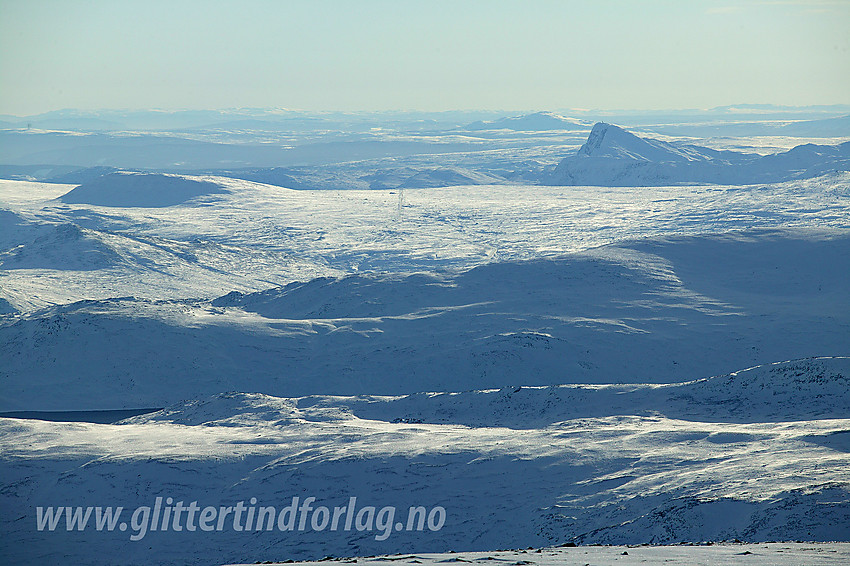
(0, 110), (848, 565)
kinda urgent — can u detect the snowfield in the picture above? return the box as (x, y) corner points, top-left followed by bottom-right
(0, 113), (848, 565)
(1, 227), (848, 410)
(222, 543), (850, 566)
(2, 358), (849, 565)
(0, 170), (848, 311)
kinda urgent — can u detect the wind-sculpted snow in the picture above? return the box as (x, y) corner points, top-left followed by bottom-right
(547, 123), (850, 186)
(128, 358), (850, 428)
(0, 178), (339, 310)
(0, 297), (16, 315)
(1, 230), (847, 410)
(0, 210), (124, 271)
(1, 359), (849, 565)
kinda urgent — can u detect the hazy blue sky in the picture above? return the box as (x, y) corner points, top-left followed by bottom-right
(1, 0), (848, 115)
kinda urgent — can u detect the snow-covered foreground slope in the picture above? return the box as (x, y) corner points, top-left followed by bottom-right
(225, 543), (850, 566)
(1, 229), (847, 410)
(1, 358), (848, 565)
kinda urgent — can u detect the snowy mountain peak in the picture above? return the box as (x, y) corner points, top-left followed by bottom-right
(578, 122), (625, 155)
(579, 122), (619, 155)
(546, 121), (850, 186)
(577, 122), (701, 162)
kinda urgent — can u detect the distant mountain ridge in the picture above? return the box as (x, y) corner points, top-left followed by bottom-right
(465, 111), (590, 131)
(546, 122), (850, 186)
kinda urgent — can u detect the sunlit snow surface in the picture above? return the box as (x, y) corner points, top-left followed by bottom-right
(0, 165), (849, 565)
(1, 173), (848, 407)
(2, 358), (849, 564)
(224, 543), (850, 566)
(1, 173), (848, 310)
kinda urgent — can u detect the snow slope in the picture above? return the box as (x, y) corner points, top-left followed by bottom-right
(224, 543), (850, 566)
(1, 122), (849, 564)
(1, 358), (848, 565)
(398, 167), (507, 188)
(0, 209), (124, 271)
(1, 229), (847, 410)
(0, 177), (338, 311)
(58, 171), (230, 207)
(2, 172), (848, 312)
